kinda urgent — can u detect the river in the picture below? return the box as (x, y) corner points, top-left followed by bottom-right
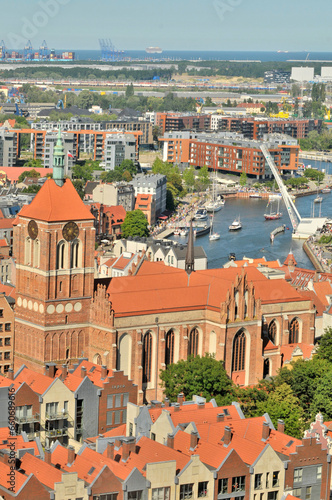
(169, 159), (332, 270)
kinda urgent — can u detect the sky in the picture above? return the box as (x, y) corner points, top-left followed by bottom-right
(2, 0), (332, 52)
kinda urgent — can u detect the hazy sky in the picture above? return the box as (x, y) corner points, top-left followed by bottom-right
(2, 0), (331, 52)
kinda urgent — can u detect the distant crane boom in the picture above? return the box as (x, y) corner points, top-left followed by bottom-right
(260, 144), (301, 232)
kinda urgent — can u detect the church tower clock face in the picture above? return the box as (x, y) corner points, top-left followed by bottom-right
(62, 221), (79, 241)
(28, 220), (38, 240)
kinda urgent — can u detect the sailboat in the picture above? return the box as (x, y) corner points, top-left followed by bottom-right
(314, 186), (323, 203)
(264, 198), (282, 220)
(209, 213), (220, 241)
(206, 165), (224, 212)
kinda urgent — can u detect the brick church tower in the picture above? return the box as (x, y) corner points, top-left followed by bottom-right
(14, 130), (95, 372)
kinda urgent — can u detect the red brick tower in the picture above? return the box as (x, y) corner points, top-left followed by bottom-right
(14, 136), (95, 371)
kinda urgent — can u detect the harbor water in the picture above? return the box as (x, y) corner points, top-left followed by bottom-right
(170, 160), (332, 270)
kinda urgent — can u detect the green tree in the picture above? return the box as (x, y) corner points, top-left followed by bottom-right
(72, 179), (85, 199)
(205, 96), (215, 107)
(196, 166), (210, 191)
(18, 168), (41, 183)
(121, 210), (149, 238)
(159, 354), (234, 405)
(72, 163), (94, 183)
(310, 371), (332, 420)
(125, 83), (135, 98)
(22, 184), (41, 193)
(239, 171), (247, 187)
(255, 383), (304, 438)
(182, 166), (196, 190)
(76, 90), (94, 109)
(316, 327), (332, 361)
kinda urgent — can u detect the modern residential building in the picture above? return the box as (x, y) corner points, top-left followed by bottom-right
(161, 131), (300, 179)
(0, 130), (17, 167)
(103, 133), (136, 170)
(130, 173), (167, 217)
(92, 182), (135, 211)
(39, 130), (76, 174)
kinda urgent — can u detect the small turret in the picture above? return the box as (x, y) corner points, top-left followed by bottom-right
(53, 128), (65, 187)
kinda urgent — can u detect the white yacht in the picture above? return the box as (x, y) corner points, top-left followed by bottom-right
(229, 217), (242, 231)
(194, 208), (208, 221)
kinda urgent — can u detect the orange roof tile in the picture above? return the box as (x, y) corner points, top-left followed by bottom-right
(54, 370), (84, 392)
(15, 366), (54, 394)
(0, 461), (27, 492)
(19, 453), (62, 489)
(18, 178), (95, 222)
(0, 239), (8, 247)
(71, 360), (112, 388)
(113, 254), (134, 271)
(0, 166), (52, 183)
(0, 282), (16, 299)
(280, 343), (315, 363)
(0, 218), (14, 229)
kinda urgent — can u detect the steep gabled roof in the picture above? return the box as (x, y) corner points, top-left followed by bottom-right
(18, 178), (95, 222)
(19, 452), (63, 489)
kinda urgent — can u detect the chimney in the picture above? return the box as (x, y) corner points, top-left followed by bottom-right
(262, 422), (270, 440)
(101, 365), (107, 380)
(197, 401), (205, 410)
(177, 393), (184, 406)
(80, 366), (87, 379)
(174, 403), (180, 412)
(7, 368), (14, 381)
(47, 363), (56, 378)
(167, 433), (174, 449)
(61, 364), (67, 381)
(164, 398), (170, 407)
(223, 426), (232, 446)
(122, 437), (135, 462)
(151, 400), (162, 408)
(277, 419), (285, 433)
(0, 451), (10, 466)
(67, 446), (75, 465)
(217, 413), (224, 422)
(190, 431), (199, 450)
(44, 448), (52, 465)
(107, 441), (114, 460)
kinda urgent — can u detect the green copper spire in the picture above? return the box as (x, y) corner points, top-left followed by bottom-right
(53, 128), (65, 187)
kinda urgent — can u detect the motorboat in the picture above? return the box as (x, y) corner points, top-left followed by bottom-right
(173, 229), (180, 236)
(229, 218), (242, 231)
(194, 208), (208, 221)
(206, 199), (224, 212)
(194, 224), (210, 237)
(322, 187), (331, 194)
(249, 193), (262, 199)
(314, 195), (323, 203)
(180, 229), (188, 237)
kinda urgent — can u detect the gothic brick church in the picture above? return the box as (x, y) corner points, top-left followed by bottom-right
(14, 132), (316, 404)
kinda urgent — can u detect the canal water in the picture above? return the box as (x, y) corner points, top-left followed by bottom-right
(170, 159), (332, 270)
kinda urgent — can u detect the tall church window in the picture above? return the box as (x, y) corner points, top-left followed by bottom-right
(25, 237), (31, 265)
(33, 239), (40, 268)
(142, 331), (152, 384)
(188, 328), (199, 357)
(268, 320), (277, 344)
(71, 241), (80, 269)
(165, 329), (175, 367)
(57, 241), (66, 270)
(289, 318), (299, 344)
(244, 290), (249, 318)
(232, 330), (246, 372)
(234, 291), (239, 319)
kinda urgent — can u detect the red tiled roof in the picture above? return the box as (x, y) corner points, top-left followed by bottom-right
(0, 239), (7, 247)
(0, 218), (14, 229)
(14, 366), (54, 394)
(18, 179), (95, 222)
(0, 282), (16, 299)
(113, 254), (134, 271)
(0, 461), (27, 492)
(283, 252), (298, 266)
(54, 370), (84, 392)
(280, 343), (315, 363)
(0, 167), (52, 183)
(19, 452), (62, 489)
(108, 266), (305, 317)
(71, 360), (113, 388)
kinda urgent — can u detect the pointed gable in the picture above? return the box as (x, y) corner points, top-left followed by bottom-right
(18, 178), (95, 222)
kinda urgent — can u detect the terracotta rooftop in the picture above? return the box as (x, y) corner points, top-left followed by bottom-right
(0, 461), (27, 492)
(14, 366), (54, 395)
(18, 178), (95, 222)
(280, 343), (315, 363)
(19, 452), (63, 489)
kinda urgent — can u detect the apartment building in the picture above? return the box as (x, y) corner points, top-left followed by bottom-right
(0, 130), (17, 166)
(130, 173), (167, 217)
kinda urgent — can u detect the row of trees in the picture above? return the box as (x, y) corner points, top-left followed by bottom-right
(300, 130), (332, 151)
(160, 328), (332, 438)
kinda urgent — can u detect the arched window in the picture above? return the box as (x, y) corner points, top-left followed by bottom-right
(289, 318), (299, 344)
(232, 330), (246, 372)
(71, 240), (80, 269)
(234, 291), (239, 319)
(263, 358), (270, 379)
(57, 241), (66, 270)
(244, 290), (249, 318)
(142, 332), (152, 384)
(188, 328), (199, 357)
(25, 237), (31, 265)
(93, 353), (102, 365)
(165, 329), (175, 367)
(33, 239), (40, 268)
(268, 320), (277, 344)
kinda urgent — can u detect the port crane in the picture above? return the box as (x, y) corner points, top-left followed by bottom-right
(260, 144), (302, 232)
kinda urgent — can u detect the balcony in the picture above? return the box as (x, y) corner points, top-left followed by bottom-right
(45, 410), (68, 420)
(15, 413), (40, 424)
(45, 428), (68, 438)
